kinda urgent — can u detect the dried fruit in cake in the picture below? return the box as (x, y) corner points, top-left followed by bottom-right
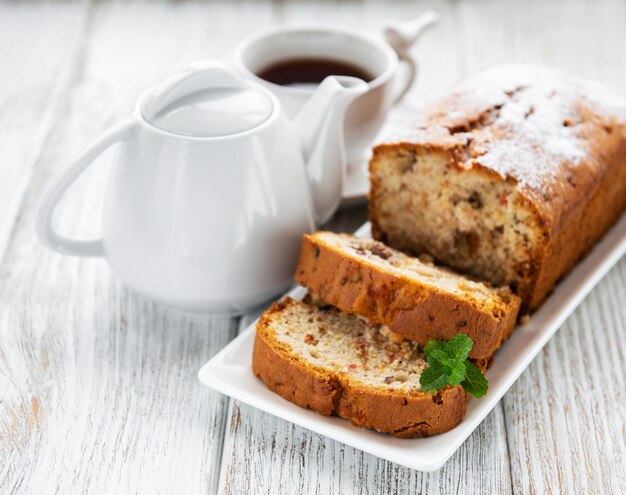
(296, 231), (520, 360)
(252, 297), (473, 437)
(369, 64), (626, 311)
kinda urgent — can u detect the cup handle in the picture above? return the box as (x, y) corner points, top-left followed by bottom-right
(384, 10), (440, 104)
(35, 117), (137, 257)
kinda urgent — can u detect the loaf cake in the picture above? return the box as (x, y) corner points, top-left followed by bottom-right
(252, 297), (468, 437)
(295, 231), (520, 360)
(369, 64), (626, 311)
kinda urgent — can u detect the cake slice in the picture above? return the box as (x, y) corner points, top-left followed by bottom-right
(252, 297), (468, 437)
(295, 231), (520, 360)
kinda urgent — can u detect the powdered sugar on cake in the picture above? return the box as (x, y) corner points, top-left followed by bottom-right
(383, 64), (626, 221)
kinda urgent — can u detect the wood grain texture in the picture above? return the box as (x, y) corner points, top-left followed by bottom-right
(218, 401), (512, 495)
(0, 1), (266, 493)
(0, 1), (89, 263)
(503, 260), (626, 495)
(0, 0), (625, 494)
(0, 2), (91, 491)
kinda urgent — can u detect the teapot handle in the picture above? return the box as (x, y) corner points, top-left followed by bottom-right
(384, 10), (440, 104)
(35, 117), (137, 257)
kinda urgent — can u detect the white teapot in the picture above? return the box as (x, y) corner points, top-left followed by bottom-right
(36, 62), (367, 315)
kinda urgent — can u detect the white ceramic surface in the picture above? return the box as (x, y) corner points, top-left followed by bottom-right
(233, 11), (439, 167)
(199, 214), (626, 471)
(341, 159), (370, 206)
(35, 61), (366, 315)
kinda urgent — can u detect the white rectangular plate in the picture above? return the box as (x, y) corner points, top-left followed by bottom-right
(199, 214), (626, 471)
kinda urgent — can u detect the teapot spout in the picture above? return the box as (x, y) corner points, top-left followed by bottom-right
(293, 76), (368, 225)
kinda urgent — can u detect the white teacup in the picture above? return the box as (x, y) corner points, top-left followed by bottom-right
(233, 11), (439, 166)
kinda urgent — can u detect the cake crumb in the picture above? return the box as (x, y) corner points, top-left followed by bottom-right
(386, 329), (406, 344)
(418, 253), (434, 264)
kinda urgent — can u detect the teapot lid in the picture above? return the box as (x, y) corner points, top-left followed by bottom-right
(141, 62), (273, 137)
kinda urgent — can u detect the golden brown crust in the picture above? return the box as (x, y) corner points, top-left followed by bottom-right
(369, 65), (626, 311)
(374, 65), (626, 232)
(252, 298), (467, 438)
(295, 233), (521, 360)
(526, 149), (626, 309)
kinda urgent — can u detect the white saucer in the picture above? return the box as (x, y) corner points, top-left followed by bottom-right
(340, 159), (369, 207)
(339, 104), (417, 208)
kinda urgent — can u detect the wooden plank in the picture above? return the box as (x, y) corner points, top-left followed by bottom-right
(219, 401), (512, 495)
(454, 0), (626, 86)
(0, 3), (91, 491)
(502, 262), (626, 494)
(0, 1), (89, 266)
(217, 1), (513, 492)
(0, 0), (274, 493)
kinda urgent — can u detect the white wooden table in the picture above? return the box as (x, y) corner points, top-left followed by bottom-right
(1, 0), (625, 493)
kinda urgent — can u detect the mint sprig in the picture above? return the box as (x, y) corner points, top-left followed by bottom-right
(419, 334), (489, 398)
(462, 361), (489, 398)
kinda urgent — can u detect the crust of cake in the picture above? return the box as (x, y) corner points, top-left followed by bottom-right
(252, 298), (467, 438)
(527, 151), (626, 309)
(368, 64), (626, 311)
(295, 233), (521, 360)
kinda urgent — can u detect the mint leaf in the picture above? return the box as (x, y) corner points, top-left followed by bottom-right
(419, 361), (451, 392)
(424, 339), (446, 356)
(420, 334), (489, 398)
(461, 361), (489, 398)
(447, 361), (467, 386)
(445, 334), (473, 362)
(427, 349), (465, 385)
(428, 349), (456, 367)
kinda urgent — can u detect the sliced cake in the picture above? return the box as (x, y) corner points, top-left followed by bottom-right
(295, 231), (520, 360)
(252, 297), (468, 438)
(369, 64), (626, 311)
